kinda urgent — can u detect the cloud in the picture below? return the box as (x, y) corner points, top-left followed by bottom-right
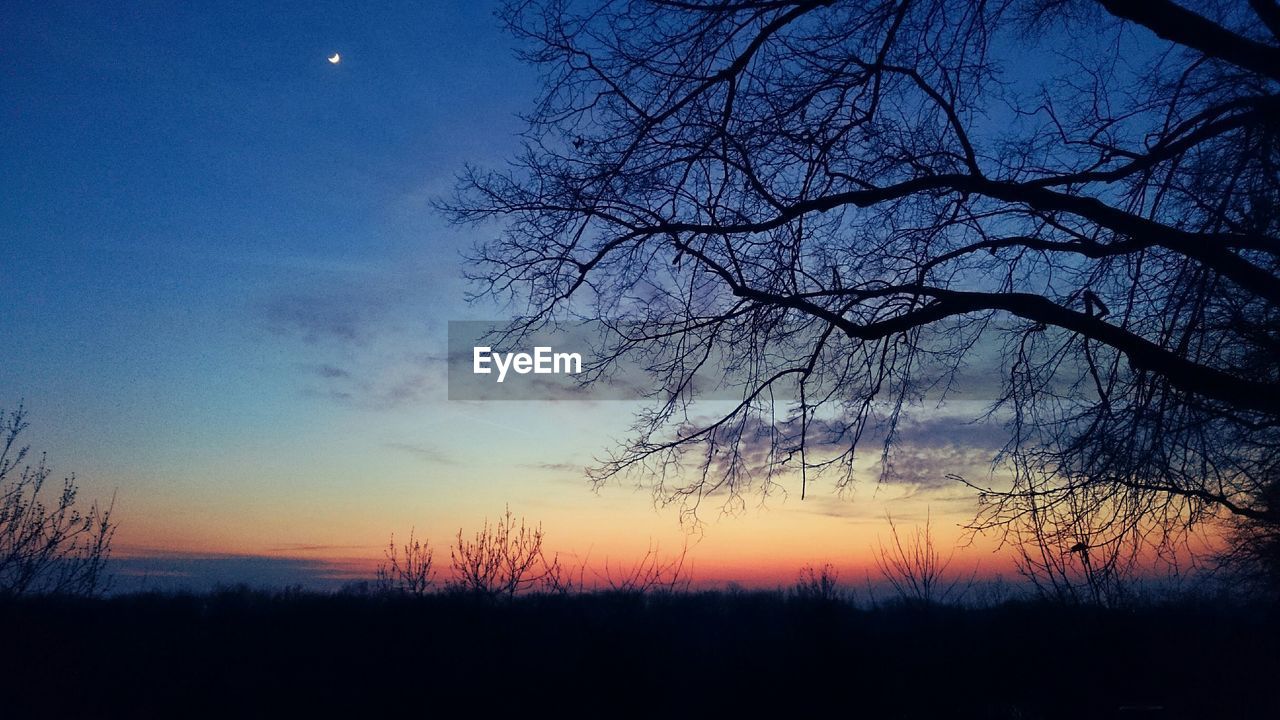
(663, 410), (1010, 493)
(377, 372), (435, 407)
(295, 354), (443, 411)
(879, 416), (1009, 489)
(302, 363), (353, 380)
(789, 493), (888, 521)
(385, 441), (456, 465)
(109, 553), (371, 593)
(252, 265), (451, 411)
(265, 544), (371, 553)
(894, 415), (1011, 450)
(515, 461), (583, 473)
(260, 290), (390, 345)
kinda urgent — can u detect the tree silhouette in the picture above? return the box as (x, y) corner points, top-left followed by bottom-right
(600, 540), (691, 594)
(873, 512), (968, 606)
(376, 529), (436, 596)
(448, 1), (1280, 585)
(0, 405), (115, 596)
(792, 563), (842, 603)
(448, 507), (562, 599)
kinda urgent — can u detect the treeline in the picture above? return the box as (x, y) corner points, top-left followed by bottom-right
(2, 586), (1276, 716)
(370, 508), (1226, 609)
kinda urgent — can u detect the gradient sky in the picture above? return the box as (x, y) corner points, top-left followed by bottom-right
(2, 0), (1010, 591)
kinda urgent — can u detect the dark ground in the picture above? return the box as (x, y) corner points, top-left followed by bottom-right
(1, 589), (1276, 718)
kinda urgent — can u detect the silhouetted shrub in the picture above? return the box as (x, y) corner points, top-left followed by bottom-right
(376, 529), (435, 596)
(0, 404), (115, 596)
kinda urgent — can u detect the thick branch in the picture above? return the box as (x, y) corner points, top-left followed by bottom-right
(1097, 0), (1280, 81)
(722, 278), (1280, 415)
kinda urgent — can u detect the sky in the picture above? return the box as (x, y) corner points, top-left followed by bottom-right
(1, 0), (1011, 591)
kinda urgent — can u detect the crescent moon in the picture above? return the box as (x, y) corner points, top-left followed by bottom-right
(327, 53), (341, 64)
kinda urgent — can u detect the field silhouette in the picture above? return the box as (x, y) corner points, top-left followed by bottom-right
(2, 587), (1276, 718)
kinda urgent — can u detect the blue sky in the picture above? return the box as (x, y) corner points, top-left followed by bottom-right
(2, 1), (528, 446)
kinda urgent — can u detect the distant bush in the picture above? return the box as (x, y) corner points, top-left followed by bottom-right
(376, 529), (435, 596)
(792, 563), (841, 603)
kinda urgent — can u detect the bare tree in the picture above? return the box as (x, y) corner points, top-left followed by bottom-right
(447, 0), (1280, 590)
(1003, 477), (1143, 605)
(376, 529), (436, 596)
(600, 540), (692, 594)
(792, 563), (842, 603)
(873, 512), (966, 605)
(448, 507), (561, 599)
(0, 405), (115, 596)
(1217, 469), (1280, 597)
(537, 547), (588, 595)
